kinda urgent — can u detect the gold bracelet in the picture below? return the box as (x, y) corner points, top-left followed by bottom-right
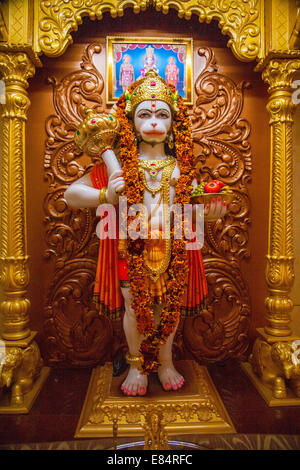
(125, 352), (143, 371)
(118, 239), (127, 259)
(99, 187), (107, 204)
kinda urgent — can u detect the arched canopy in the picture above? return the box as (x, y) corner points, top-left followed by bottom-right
(35, 0), (262, 62)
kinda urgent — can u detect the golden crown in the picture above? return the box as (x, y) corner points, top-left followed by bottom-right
(125, 69), (179, 117)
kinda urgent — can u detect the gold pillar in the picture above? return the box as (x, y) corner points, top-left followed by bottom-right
(0, 51), (34, 341)
(0, 51), (50, 413)
(241, 54), (300, 406)
(262, 57), (300, 337)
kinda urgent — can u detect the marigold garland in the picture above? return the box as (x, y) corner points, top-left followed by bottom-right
(115, 82), (195, 374)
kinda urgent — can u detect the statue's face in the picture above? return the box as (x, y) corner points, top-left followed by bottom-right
(134, 100), (172, 145)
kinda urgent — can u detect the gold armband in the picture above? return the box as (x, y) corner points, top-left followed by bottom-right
(99, 187), (107, 204)
(118, 239), (127, 259)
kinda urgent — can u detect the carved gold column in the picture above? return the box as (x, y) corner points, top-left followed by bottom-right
(241, 54), (300, 405)
(0, 51), (50, 413)
(262, 57), (300, 337)
(0, 51), (34, 340)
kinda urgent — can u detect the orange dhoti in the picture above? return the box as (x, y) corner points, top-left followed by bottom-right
(119, 233), (169, 302)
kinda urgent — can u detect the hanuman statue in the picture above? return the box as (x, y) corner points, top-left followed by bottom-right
(64, 70), (227, 396)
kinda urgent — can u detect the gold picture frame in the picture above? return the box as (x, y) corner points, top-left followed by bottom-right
(106, 36), (193, 105)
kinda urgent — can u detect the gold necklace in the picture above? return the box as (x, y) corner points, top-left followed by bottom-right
(139, 156), (175, 198)
(139, 156), (174, 178)
(138, 157), (176, 282)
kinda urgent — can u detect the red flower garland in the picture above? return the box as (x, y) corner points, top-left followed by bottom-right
(115, 84), (195, 374)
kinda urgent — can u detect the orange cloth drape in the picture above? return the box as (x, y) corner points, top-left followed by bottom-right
(90, 162), (123, 319)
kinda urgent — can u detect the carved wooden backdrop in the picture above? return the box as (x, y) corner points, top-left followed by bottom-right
(43, 43), (251, 367)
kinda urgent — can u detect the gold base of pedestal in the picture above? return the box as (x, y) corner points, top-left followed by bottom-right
(0, 366), (51, 414)
(2, 331), (38, 348)
(75, 360), (235, 438)
(256, 328), (300, 344)
(241, 362), (300, 407)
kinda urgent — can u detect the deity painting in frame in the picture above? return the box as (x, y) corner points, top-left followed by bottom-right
(106, 37), (193, 105)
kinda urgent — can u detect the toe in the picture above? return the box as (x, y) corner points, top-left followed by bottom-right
(171, 379), (178, 390)
(164, 381), (172, 391)
(122, 379), (129, 390)
(177, 379), (184, 390)
(138, 386), (146, 396)
(127, 384), (133, 396)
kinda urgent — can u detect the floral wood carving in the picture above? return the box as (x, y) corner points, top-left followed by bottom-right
(180, 47), (252, 362)
(43, 44), (251, 366)
(43, 44), (125, 366)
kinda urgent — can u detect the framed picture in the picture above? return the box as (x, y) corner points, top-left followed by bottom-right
(106, 36), (193, 105)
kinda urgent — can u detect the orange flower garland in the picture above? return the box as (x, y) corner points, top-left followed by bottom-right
(115, 83), (195, 374)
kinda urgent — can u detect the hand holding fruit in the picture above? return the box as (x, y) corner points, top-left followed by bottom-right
(191, 180), (233, 221)
(203, 180), (227, 220)
(204, 195), (227, 220)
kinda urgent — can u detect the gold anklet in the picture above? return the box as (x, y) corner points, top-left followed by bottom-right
(125, 352), (143, 371)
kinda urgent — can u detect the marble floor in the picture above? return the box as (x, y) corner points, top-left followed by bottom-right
(1, 360), (300, 449)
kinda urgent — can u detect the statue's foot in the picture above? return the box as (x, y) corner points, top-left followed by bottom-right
(158, 362), (185, 391)
(121, 366), (148, 396)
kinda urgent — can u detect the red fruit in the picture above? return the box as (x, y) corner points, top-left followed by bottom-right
(211, 179), (225, 189)
(204, 181), (221, 193)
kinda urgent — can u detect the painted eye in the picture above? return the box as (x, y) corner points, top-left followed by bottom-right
(158, 112), (169, 119)
(138, 111), (151, 118)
